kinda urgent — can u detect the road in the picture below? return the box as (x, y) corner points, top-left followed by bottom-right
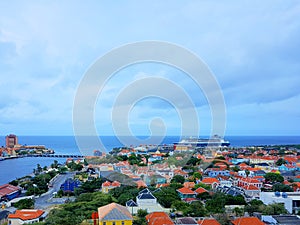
(35, 171), (75, 209)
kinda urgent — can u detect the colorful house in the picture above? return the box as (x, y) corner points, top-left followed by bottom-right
(8, 209), (45, 225)
(60, 178), (81, 193)
(101, 181), (121, 194)
(0, 184), (21, 201)
(98, 203), (133, 225)
(197, 218), (221, 225)
(177, 187), (196, 199)
(231, 217), (265, 225)
(146, 212), (174, 225)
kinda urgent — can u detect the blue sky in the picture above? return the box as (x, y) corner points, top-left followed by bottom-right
(0, 1), (299, 136)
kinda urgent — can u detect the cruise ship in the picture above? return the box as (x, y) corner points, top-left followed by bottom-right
(174, 135), (230, 148)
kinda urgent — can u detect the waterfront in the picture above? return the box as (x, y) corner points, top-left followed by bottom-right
(0, 136), (299, 185)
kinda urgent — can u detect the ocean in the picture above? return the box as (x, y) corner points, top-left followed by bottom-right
(0, 136), (299, 185)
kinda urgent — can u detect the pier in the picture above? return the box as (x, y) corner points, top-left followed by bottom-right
(26, 154), (84, 158)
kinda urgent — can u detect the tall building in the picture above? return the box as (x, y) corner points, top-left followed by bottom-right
(5, 134), (18, 148)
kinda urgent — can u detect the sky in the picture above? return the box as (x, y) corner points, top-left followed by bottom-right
(0, 1), (300, 137)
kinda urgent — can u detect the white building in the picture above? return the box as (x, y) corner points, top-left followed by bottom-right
(8, 209), (46, 225)
(260, 192), (300, 214)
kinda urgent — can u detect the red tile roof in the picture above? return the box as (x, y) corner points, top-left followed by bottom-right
(231, 217), (265, 225)
(198, 218), (221, 225)
(177, 187), (195, 194)
(8, 209), (44, 221)
(0, 184), (20, 197)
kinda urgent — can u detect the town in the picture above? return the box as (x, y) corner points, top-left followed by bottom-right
(1, 135), (300, 225)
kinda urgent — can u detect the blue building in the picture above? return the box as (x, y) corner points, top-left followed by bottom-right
(60, 178), (81, 193)
(0, 184), (21, 201)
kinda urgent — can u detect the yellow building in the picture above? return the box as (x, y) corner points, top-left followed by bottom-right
(98, 203), (133, 225)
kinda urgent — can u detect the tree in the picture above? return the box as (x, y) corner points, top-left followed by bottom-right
(171, 175), (185, 184)
(275, 158), (286, 166)
(264, 172), (284, 184)
(205, 192), (226, 214)
(13, 198), (35, 209)
(137, 209), (148, 217)
(183, 201), (207, 217)
(245, 170), (250, 177)
(272, 183), (293, 192)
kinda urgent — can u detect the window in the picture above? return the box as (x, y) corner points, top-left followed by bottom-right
(113, 222), (116, 225)
(122, 222), (125, 225)
(103, 222), (106, 225)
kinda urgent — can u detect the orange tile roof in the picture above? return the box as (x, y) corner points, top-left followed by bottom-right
(184, 182), (195, 189)
(201, 177), (219, 184)
(111, 181), (121, 187)
(243, 185), (259, 190)
(231, 217), (265, 225)
(136, 180), (147, 188)
(146, 212), (174, 225)
(8, 209), (44, 221)
(198, 218), (221, 225)
(102, 181), (111, 187)
(195, 187), (208, 194)
(177, 187), (195, 194)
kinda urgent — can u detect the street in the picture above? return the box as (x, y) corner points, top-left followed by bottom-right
(34, 171), (75, 209)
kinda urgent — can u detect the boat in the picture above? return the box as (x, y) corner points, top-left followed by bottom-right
(174, 135), (230, 148)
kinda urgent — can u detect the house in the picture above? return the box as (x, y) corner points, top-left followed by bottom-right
(136, 188), (157, 205)
(183, 182), (195, 189)
(201, 178), (220, 187)
(177, 187), (196, 199)
(197, 218), (221, 225)
(195, 187), (208, 195)
(146, 212), (174, 225)
(102, 181), (121, 194)
(98, 203), (133, 225)
(0, 184), (21, 201)
(145, 175), (167, 186)
(205, 168), (230, 177)
(175, 217), (197, 225)
(231, 217), (265, 225)
(8, 209), (46, 225)
(242, 184), (260, 198)
(60, 178), (81, 193)
(237, 177), (263, 189)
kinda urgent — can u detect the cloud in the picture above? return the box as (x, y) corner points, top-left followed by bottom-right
(0, 1), (299, 135)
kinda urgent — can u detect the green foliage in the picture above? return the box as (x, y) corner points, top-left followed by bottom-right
(272, 183), (293, 192)
(67, 161), (83, 171)
(264, 172), (284, 184)
(183, 201), (207, 217)
(110, 186), (140, 205)
(194, 183), (211, 191)
(171, 175), (185, 184)
(153, 187), (181, 208)
(196, 192), (211, 200)
(46, 192), (115, 225)
(13, 198), (35, 209)
(225, 195), (246, 205)
(75, 178), (103, 195)
(205, 192), (226, 214)
(9, 179), (19, 186)
(275, 158), (286, 166)
(137, 209), (148, 217)
(186, 157), (201, 166)
(261, 203), (288, 215)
